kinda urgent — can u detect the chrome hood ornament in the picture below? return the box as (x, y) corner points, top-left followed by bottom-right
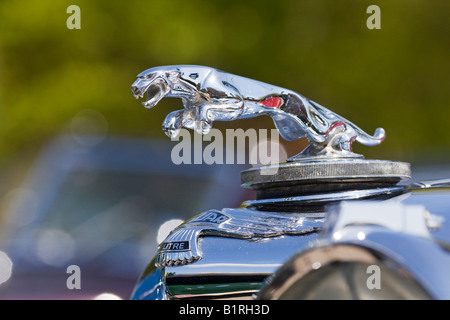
(132, 65), (410, 200)
(131, 65), (385, 160)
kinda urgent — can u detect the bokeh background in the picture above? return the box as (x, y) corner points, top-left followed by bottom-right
(0, 0), (448, 299)
(1, 0), (449, 177)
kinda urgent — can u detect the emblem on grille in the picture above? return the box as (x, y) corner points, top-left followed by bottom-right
(155, 208), (322, 267)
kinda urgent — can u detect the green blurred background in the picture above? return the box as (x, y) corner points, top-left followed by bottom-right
(0, 0), (449, 188)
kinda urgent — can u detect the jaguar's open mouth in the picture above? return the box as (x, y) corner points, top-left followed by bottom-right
(131, 77), (150, 99)
(131, 77), (168, 109)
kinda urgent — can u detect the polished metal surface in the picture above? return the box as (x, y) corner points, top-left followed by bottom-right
(402, 188), (450, 246)
(321, 201), (434, 240)
(156, 208), (322, 268)
(411, 178), (450, 189)
(243, 186), (408, 210)
(132, 65), (385, 159)
(257, 197), (450, 300)
(135, 231), (320, 300)
(131, 185), (450, 300)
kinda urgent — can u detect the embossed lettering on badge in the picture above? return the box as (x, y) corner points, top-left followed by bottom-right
(160, 241), (190, 252)
(191, 211), (230, 224)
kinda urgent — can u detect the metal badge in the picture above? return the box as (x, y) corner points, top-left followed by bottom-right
(155, 208), (322, 267)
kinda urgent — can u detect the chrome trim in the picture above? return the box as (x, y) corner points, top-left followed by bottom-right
(243, 186), (407, 208)
(156, 208), (322, 268)
(411, 178), (450, 189)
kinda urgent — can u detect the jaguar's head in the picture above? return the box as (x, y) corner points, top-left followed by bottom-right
(131, 66), (181, 109)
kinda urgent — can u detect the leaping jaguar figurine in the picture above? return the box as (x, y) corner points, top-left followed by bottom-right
(131, 65), (385, 159)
